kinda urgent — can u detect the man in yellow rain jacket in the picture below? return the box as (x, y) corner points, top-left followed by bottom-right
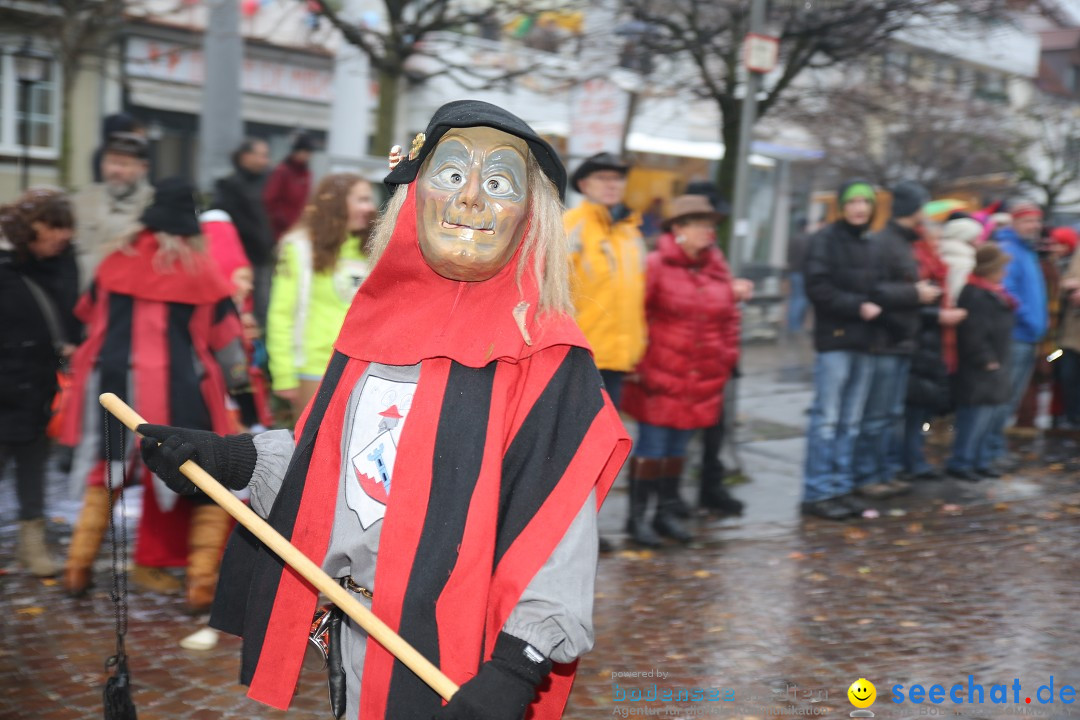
(563, 152), (647, 407)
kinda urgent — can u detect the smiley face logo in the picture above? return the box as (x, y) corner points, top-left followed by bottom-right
(848, 678), (877, 709)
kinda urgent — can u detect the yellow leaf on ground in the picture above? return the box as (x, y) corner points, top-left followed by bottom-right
(17, 606), (45, 616)
(843, 527), (869, 541)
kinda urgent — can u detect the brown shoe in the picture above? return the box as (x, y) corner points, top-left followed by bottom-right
(64, 566), (94, 597)
(132, 564), (183, 595)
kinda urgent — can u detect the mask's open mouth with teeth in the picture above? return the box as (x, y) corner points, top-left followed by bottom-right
(442, 220), (495, 235)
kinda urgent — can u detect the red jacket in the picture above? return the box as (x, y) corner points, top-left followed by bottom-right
(263, 159), (311, 239)
(622, 233), (740, 429)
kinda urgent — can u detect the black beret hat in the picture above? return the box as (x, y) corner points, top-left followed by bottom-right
(104, 132), (149, 161)
(384, 100), (567, 201)
(140, 177), (202, 237)
(570, 152), (629, 193)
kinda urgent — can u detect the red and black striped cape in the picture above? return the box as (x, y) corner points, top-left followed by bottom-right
(210, 186), (631, 718)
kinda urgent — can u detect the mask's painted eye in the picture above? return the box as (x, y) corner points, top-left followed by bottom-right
(485, 174), (514, 197)
(436, 167), (465, 187)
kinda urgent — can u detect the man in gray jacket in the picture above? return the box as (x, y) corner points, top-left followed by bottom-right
(72, 132), (153, 289)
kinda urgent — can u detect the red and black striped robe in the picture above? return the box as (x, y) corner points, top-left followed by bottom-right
(63, 230), (242, 566)
(209, 187), (631, 718)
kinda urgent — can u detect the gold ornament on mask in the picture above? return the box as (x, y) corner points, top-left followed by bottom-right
(409, 133), (426, 161)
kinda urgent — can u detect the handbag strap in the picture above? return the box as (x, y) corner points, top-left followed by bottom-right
(19, 273), (65, 354)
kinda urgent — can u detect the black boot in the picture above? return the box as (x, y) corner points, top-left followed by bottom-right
(626, 458), (661, 548)
(653, 459), (692, 543)
(668, 489), (693, 518)
(664, 456), (693, 519)
(699, 468), (744, 516)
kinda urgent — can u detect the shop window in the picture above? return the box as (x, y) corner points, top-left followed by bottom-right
(954, 65), (972, 94)
(975, 70), (1007, 103)
(0, 49), (60, 156)
(882, 50), (909, 85)
(1067, 135), (1080, 175)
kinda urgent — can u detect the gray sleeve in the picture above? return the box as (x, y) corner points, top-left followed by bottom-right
(501, 489), (598, 664)
(249, 429), (294, 518)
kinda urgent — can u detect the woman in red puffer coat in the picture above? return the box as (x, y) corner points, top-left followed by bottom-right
(622, 195), (740, 546)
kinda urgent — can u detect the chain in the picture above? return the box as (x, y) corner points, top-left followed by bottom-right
(104, 411), (129, 664)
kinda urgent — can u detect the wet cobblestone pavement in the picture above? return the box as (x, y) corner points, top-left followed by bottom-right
(3, 338), (1079, 720)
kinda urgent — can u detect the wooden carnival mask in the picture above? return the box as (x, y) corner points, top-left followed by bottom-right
(416, 127), (530, 282)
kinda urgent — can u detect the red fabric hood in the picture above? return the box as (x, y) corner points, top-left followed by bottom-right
(334, 185), (588, 367)
(94, 230), (232, 305)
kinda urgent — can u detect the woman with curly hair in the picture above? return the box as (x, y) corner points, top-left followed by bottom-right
(0, 188), (75, 576)
(267, 173), (376, 415)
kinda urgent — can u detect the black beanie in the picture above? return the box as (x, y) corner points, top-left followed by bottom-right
(891, 181), (930, 219)
(291, 133), (316, 153)
(384, 100), (566, 200)
(140, 177), (202, 237)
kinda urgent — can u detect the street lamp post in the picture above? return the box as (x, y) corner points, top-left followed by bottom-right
(13, 41), (50, 191)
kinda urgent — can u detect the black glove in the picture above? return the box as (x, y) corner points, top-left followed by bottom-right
(138, 424), (258, 495)
(432, 632), (552, 720)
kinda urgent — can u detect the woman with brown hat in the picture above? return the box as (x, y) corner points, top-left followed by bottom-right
(621, 195), (741, 545)
(946, 244), (1015, 480)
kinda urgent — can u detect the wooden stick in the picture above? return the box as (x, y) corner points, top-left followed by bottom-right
(98, 392), (459, 701)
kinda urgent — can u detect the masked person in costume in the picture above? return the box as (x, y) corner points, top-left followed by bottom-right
(62, 178), (248, 612)
(138, 101), (631, 720)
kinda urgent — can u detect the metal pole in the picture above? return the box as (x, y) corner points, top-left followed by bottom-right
(721, 0), (767, 479)
(727, 0), (767, 275)
(198, 0), (244, 192)
(327, 0), (373, 172)
(20, 80), (32, 191)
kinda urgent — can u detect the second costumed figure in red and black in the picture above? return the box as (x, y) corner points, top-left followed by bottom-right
(139, 101), (631, 720)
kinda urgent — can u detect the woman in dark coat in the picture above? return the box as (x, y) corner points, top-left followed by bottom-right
(893, 223), (967, 479)
(947, 245), (1015, 480)
(622, 195), (740, 546)
(0, 189), (76, 576)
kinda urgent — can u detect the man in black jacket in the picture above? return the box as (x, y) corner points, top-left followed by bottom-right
(852, 181), (941, 499)
(212, 138), (273, 326)
(801, 180), (882, 520)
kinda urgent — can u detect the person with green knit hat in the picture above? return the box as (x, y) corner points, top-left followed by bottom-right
(839, 181), (876, 207)
(854, 180), (946, 499)
(801, 179), (882, 520)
